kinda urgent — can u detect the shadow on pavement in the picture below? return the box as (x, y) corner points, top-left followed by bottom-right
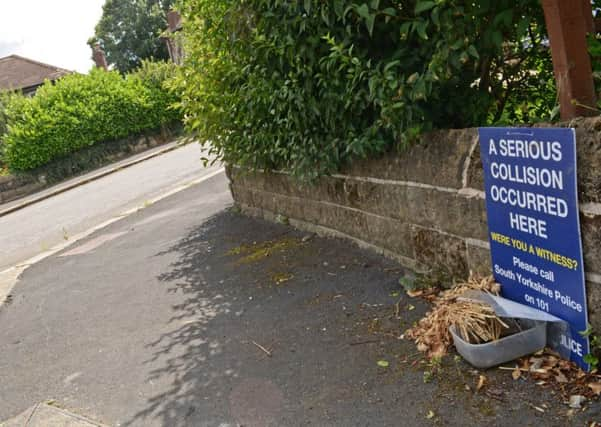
(124, 213), (237, 426)
(125, 211), (598, 427)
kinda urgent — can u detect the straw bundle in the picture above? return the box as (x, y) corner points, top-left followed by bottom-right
(407, 274), (504, 358)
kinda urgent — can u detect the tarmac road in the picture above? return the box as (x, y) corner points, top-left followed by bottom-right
(0, 142), (221, 271)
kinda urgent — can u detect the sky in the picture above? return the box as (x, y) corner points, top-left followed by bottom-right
(0, 0), (105, 73)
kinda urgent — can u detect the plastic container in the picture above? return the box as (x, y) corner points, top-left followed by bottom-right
(450, 318), (547, 369)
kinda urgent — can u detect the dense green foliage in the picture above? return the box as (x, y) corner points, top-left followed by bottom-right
(3, 64), (180, 172)
(130, 59), (182, 124)
(90, 0), (174, 73)
(175, 0), (556, 179)
(0, 90), (26, 170)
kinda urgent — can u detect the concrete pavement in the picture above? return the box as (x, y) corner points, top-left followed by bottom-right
(2, 403), (107, 426)
(1, 170), (598, 426)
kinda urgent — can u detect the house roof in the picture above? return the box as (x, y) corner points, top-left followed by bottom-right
(0, 54), (73, 92)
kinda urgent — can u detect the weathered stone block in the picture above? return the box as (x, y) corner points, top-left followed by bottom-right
(466, 242), (492, 276)
(582, 215), (601, 272)
(411, 226), (468, 279)
(293, 195), (415, 259)
(0, 175), (16, 190)
(229, 184), (252, 206)
(0, 175), (35, 192)
(1, 183), (43, 203)
(231, 170), (489, 241)
(341, 128), (477, 189)
(362, 213), (415, 259)
(231, 184), (417, 259)
(332, 181), (488, 240)
(587, 280), (601, 332)
(466, 142), (485, 191)
(574, 126), (601, 204)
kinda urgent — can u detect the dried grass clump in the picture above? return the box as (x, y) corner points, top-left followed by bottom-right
(407, 274), (503, 358)
(452, 301), (509, 344)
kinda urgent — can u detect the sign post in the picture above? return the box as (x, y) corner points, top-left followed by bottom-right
(479, 127), (590, 370)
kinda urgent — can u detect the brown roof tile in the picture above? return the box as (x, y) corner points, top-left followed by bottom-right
(0, 54), (73, 92)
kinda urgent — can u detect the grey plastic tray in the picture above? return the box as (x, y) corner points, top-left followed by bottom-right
(450, 319), (546, 369)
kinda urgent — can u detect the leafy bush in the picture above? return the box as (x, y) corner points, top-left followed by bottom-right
(130, 59), (182, 125)
(175, 0), (555, 179)
(131, 59), (179, 89)
(0, 90), (26, 169)
(3, 65), (181, 171)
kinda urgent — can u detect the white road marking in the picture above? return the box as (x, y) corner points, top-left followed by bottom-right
(59, 232), (127, 257)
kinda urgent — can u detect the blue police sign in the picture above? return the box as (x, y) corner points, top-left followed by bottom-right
(478, 127), (590, 370)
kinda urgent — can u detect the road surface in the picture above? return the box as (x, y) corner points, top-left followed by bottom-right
(0, 174), (593, 426)
(0, 143), (221, 271)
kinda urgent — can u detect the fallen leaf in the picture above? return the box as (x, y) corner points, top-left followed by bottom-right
(377, 360), (389, 368)
(512, 367), (521, 380)
(407, 289), (423, 298)
(546, 356), (559, 368)
(476, 375), (486, 391)
(426, 410), (435, 419)
(532, 368), (551, 376)
(407, 304), (415, 311)
(556, 372), (568, 383)
(588, 382), (601, 395)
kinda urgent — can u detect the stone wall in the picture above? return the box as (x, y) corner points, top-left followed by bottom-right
(0, 127), (178, 205)
(227, 117), (601, 329)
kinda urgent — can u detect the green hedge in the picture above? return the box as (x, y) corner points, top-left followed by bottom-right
(175, 0), (555, 180)
(3, 63), (181, 172)
(0, 90), (26, 170)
